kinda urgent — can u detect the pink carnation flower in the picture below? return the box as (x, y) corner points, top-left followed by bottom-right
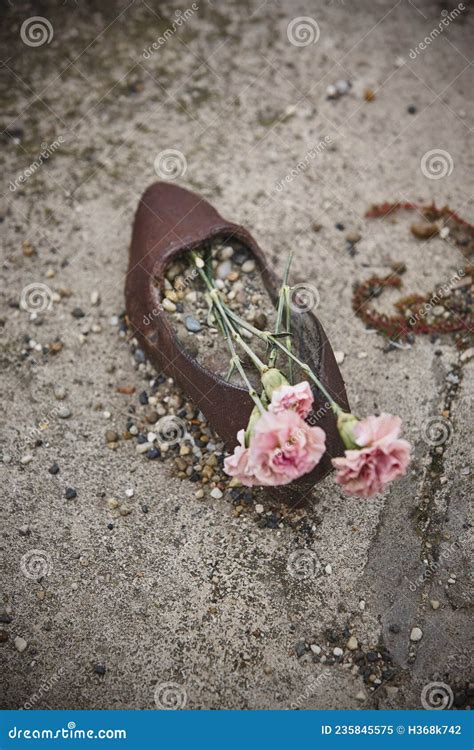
(332, 413), (411, 498)
(269, 381), (314, 419)
(223, 429), (259, 487)
(249, 409), (326, 486)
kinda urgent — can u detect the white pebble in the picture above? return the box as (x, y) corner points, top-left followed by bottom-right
(162, 298), (176, 313)
(310, 644), (321, 655)
(14, 636), (27, 653)
(125, 488), (134, 498)
(359, 600), (366, 611)
(255, 504), (264, 514)
(219, 246), (234, 260)
(20, 454), (34, 465)
(410, 626), (423, 642)
(241, 259), (256, 273)
(333, 647), (343, 657)
(90, 291), (100, 306)
(334, 350), (345, 365)
(57, 407), (72, 419)
(325, 563), (332, 575)
(216, 260), (232, 279)
(136, 442), (153, 454)
(210, 488), (223, 500)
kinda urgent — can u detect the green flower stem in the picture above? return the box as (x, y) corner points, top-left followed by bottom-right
(221, 305), (342, 415)
(283, 284), (293, 384)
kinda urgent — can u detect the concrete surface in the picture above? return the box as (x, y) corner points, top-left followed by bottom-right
(0, 0), (472, 710)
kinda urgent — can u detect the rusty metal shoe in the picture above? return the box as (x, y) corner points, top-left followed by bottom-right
(125, 182), (350, 501)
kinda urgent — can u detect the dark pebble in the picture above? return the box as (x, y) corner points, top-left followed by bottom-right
(295, 641), (306, 658)
(335, 223), (345, 231)
(389, 624), (400, 634)
(93, 664), (106, 676)
(71, 307), (85, 319)
(367, 651), (379, 662)
(48, 463), (60, 475)
(65, 487), (77, 500)
(0, 630), (8, 643)
(326, 630), (338, 643)
(176, 303), (184, 313)
(141, 504), (149, 513)
(189, 471), (200, 482)
(134, 349), (146, 364)
(136, 434), (148, 444)
(138, 391), (148, 405)
(147, 448), (161, 460)
(107, 523), (114, 530)
(0, 614), (12, 624)
(407, 105), (417, 114)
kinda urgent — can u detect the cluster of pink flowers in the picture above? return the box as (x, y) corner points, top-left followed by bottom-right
(224, 373), (411, 497)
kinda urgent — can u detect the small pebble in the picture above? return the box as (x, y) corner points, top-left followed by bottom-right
(125, 488), (134, 498)
(93, 664), (106, 676)
(18, 524), (30, 536)
(410, 626), (423, 642)
(310, 644), (321, 655)
(48, 463), (60, 475)
(210, 488), (223, 500)
(255, 504), (264, 514)
(407, 105), (417, 114)
(195, 489), (204, 499)
(90, 291), (100, 306)
(20, 454), (33, 465)
(71, 307), (85, 319)
(347, 636), (358, 651)
(430, 599), (440, 610)
(185, 316), (202, 333)
(333, 647), (343, 657)
(325, 564), (332, 575)
(54, 385), (66, 400)
(241, 260), (256, 273)
(162, 298), (176, 313)
(105, 430), (119, 443)
(14, 636), (27, 653)
(58, 406), (72, 419)
(65, 487), (77, 500)
(334, 350), (345, 365)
